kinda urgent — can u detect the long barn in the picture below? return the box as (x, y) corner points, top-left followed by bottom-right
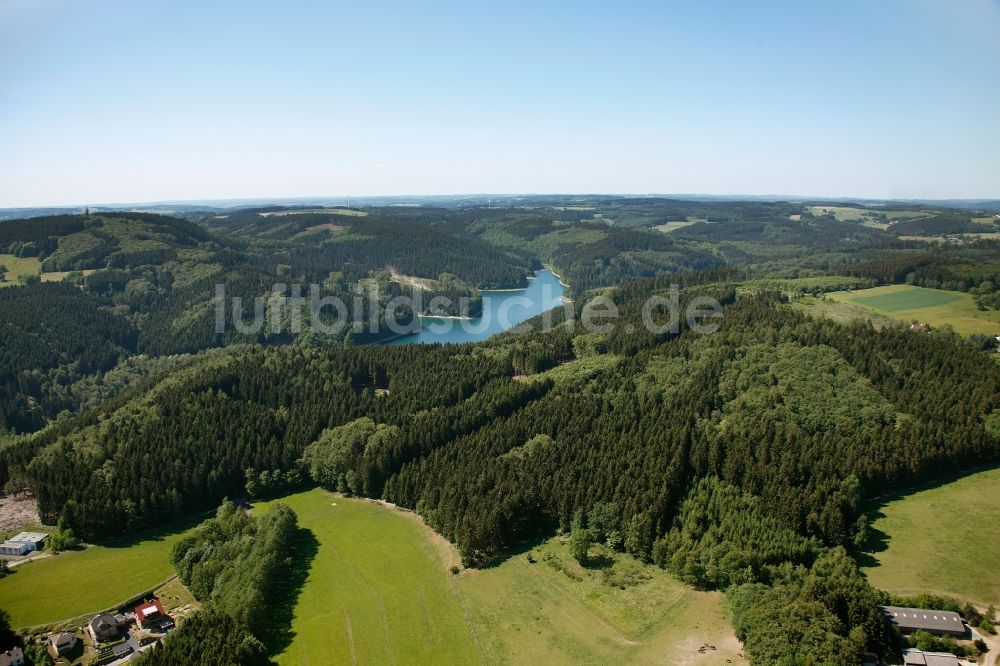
(880, 606), (966, 637)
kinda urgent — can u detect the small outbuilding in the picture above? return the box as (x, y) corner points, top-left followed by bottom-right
(0, 532), (48, 557)
(880, 605), (966, 637)
(903, 648), (961, 666)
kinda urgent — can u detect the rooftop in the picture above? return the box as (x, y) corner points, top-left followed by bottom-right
(903, 648), (961, 666)
(7, 532), (47, 543)
(881, 606), (965, 635)
(0, 648), (23, 666)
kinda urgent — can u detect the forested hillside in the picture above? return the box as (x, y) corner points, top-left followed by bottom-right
(3, 198), (1000, 663)
(5, 272), (998, 662)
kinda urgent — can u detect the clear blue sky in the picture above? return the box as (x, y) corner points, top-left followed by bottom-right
(1, 0), (998, 206)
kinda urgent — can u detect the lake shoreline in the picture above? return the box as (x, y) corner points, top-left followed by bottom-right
(387, 269), (567, 345)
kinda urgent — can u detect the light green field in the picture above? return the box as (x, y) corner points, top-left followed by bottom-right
(260, 489), (744, 665)
(807, 205), (869, 221)
(256, 490), (480, 665)
(0, 254), (95, 287)
(793, 295), (899, 329)
(0, 518), (199, 629)
(807, 206), (930, 222)
(463, 539), (745, 665)
(0, 254), (41, 286)
(656, 220), (698, 233)
(862, 467), (1000, 607)
(829, 284), (1000, 335)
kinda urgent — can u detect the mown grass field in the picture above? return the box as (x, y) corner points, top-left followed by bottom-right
(0, 518), (200, 628)
(828, 284), (1000, 335)
(255, 490), (481, 665)
(862, 467), (1000, 607)
(260, 489), (744, 665)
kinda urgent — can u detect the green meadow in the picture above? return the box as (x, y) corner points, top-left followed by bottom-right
(255, 490), (480, 665)
(259, 489), (744, 665)
(861, 467), (1000, 607)
(0, 518), (200, 629)
(0, 254), (41, 286)
(462, 538), (745, 665)
(828, 284), (1000, 335)
(2, 488), (745, 663)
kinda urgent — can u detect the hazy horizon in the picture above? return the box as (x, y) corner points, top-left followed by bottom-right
(2, 0), (999, 207)
(4, 190), (1000, 213)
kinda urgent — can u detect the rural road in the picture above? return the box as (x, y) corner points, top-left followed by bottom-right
(971, 617), (1000, 666)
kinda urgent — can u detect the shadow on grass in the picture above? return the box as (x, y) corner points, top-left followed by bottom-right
(581, 552), (615, 570)
(853, 509), (889, 569)
(474, 532), (554, 570)
(98, 512), (212, 549)
(256, 526), (319, 656)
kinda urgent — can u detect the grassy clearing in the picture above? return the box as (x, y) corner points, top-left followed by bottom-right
(807, 206), (930, 222)
(656, 220), (698, 233)
(255, 490), (480, 665)
(41, 269), (96, 282)
(828, 285), (1000, 335)
(259, 489), (743, 665)
(861, 467), (1000, 607)
(0, 254), (97, 287)
(0, 517), (200, 629)
(518, 355), (623, 385)
(0, 254), (41, 286)
(463, 538), (744, 665)
(807, 205), (868, 221)
(792, 296), (899, 329)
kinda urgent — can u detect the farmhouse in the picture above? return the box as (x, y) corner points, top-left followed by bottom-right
(902, 648), (961, 666)
(87, 613), (126, 643)
(0, 532), (47, 557)
(48, 632), (78, 655)
(880, 605), (966, 637)
(0, 648), (23, 666)
(134, 599), (173, 631)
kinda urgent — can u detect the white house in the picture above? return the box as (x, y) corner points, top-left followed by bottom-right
(0, 532), (48, 557)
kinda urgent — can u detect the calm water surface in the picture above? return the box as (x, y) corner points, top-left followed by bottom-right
(388, 269), (567, 345)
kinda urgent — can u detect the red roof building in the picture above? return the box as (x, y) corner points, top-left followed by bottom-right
(134, 600), (166, 628)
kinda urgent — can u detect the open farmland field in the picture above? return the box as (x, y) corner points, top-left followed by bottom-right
(828, 284), (1000, 335)
(861, 467), (1000, 607)
(656, 219), (699, 233)
(0, 517), (200, 628)
(808, 205), (868, 221)
(259, 489), (744, 666)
